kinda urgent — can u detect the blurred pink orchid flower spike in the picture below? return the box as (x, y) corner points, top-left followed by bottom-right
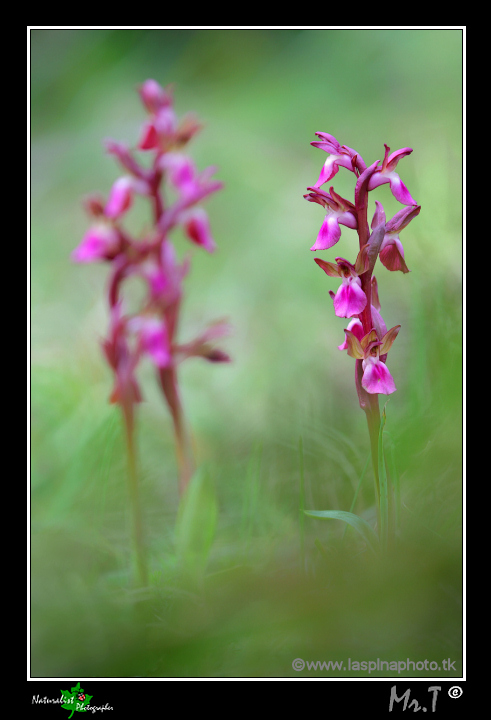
(304, 131), (421, 549)
(72, 79), (231, 585)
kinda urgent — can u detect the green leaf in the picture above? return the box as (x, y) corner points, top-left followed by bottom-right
(304, 509), (379, 552)
(60, 684), (93, 718)
(175, 466), (218, 580)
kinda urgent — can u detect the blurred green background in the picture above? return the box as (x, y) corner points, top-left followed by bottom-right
(31, 29), (462, 678)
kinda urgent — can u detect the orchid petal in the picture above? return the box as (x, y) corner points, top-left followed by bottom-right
(354, 244), (370, 275)
(370, 305), (387, 341)
(313, 132), (341, 148)
(314, 257), (342, 277)
(362, 358), (396, 395)
(367, 172), (390, 192)
(138, 121), (159, 150)
(182, 208), (216, 253)
(71, 225), (119, 263)
(139, 79), (172, 113)
(136, 318), (171, 368)
(371, 200), (386, 229)
(314, 157), (339, 188)
(337, 210), (358, 230)
(387, 172), (417, 205)
(344, 328), (365, 359)
(338, 318), (364, 351)
(371, 276), (381, 310)
(104, 177), (134, 219)
(334, 278), (367, 318)
(310, 214), (341, 250)
(360, 329), (378, 352)
(386, 147), (413, 171)
(379, 236), (410, 273)
(379, 325), (401, 355)
(385, 204), (421, 233)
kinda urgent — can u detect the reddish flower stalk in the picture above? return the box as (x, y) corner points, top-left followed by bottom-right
(72, 80), (230, 582)
(305, 133), (420, 537)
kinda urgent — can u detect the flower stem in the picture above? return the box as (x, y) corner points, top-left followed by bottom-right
(366, 392), (382, 529)
(355, 200), (383, 535)
(121, 404), (148, 587)
(159, 365), (194, 496)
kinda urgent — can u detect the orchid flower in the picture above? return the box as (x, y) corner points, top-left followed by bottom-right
(367, 144), (416, 205)
(71, 224), (121, 263)
(338, 317), (364, 351)
(128, 316), (172, 369)
(304, 186), (357, 251)
(379, 203), (421, 273)
(181, 207), (217, 253)
(314, 246), (369, 318)
(310, 132), (366, 188)
(175, 320), (232, 364)
(104, 176), (151, 219)
(337, 280), (387, 350)
(137, 80), (202, 152)
(101, 303), (142, 407)
(344, 326), (401, 395)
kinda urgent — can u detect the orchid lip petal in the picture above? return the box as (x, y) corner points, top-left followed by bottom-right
(367, 173), (390, 192)
(387, 173), (417, 205)
(182, 208), (216, 252)
(362, 358), (397, 394)
(104, 177), (134, 219)
(379, 237), (410, 273)
(71, 225), (119, 263)
(314, 158), (338, 188)
(333, 278), (367, 318)
(310, 214), (341, 250)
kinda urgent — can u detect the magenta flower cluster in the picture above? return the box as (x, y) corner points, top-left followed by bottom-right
(72, 80), (229, 489)
(305, 132), (421, 396)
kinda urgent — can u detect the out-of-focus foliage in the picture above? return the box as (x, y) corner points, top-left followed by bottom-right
(31, 29), (462, 677)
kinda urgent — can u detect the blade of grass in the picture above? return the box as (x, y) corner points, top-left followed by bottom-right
(342, 452), (371, 542)
(304, 509), (379, 554)
(299, 436), (305, 573)
(378, 402), (389, 550)
(383, 430), (400, 535)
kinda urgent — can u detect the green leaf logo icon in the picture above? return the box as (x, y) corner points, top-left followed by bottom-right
(60, 682), (93, 718)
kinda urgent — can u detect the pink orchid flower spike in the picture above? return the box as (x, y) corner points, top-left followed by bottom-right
(367, 144), (416, 205)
